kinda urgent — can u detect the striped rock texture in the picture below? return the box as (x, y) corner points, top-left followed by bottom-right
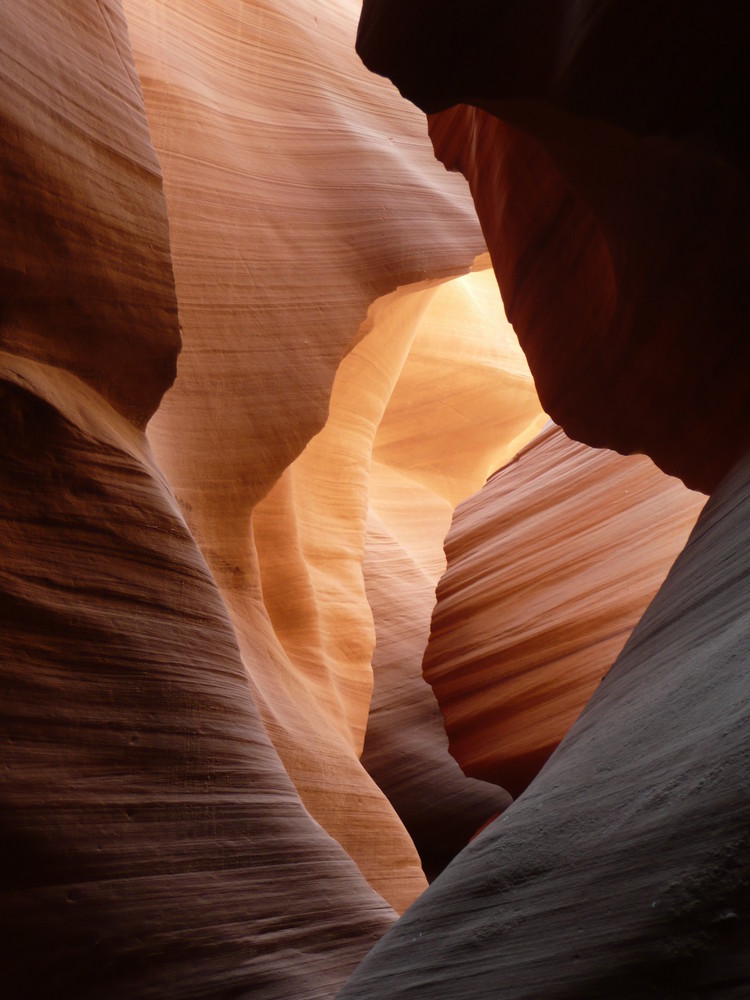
(423, 423), (705, 798)
(4, 0), (748, 997)
(292, 259), (546, 878)
(0, 355), (393, 999)
(0, 0), (179, 424)
(121, 0), (501, 913)
(0, 1), (402, 994)
(339, 438), (750, 999)
(1, 0), (541, 994)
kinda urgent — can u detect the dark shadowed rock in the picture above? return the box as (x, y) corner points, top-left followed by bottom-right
(0, 369), (395, 998)
(339, 441), (750, 998)
(359, 0), (750, 492)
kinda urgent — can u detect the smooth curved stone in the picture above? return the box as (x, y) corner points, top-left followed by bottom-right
(122, 0), (491, 907)
(424, 423), (704, 796)
(338, 440), (750, 998)
(0, 358), (395, 999)
(0, 0), (179, 425)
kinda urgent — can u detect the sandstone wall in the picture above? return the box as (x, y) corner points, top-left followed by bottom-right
(424, 423), (705, 797)
(3, 1), (747, 996)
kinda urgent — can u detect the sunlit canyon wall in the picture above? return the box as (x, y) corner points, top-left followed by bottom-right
(1, 1), (747, 997)
(342, 1), (750, 997)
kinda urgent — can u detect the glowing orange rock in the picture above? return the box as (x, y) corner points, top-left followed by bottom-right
(122, 0), (505, 911)
(253, 258), (545, 879)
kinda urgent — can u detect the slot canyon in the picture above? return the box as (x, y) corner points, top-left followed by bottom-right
(1, 1), (749, 997)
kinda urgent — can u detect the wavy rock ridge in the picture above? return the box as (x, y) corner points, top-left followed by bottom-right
(424, 424), (705, 798)
(0, 355), (393, 999)
(3, 0), (747, 997)
(340, 442), (750, 999)
(3, 0), (545, 990)
(340, 0), (750, 995)
(253, 257), (547, 878)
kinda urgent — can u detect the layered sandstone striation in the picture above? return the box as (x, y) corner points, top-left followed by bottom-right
(0, 357), (394, 998)
(1, 1), (403, 994)
(2, 1), (547, 991)
(339, 439), (750, 999)
(122, 0), (501, 911)
(0, 0), (179, 424)
(424, 423), (705, 798)
(6, 0), (750, 996)
(254, 258), (545, 878)
(360, 263), (546, 874)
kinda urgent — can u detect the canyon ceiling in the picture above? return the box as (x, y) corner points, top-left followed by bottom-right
(1, 1), (749, 997)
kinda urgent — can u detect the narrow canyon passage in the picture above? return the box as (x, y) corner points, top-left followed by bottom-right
(252, 257), (703, 883)
(252, 257), (547, 882)
(2, 1), (749, 997)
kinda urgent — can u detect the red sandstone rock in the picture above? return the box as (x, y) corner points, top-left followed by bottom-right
(253, 259), (545, 884)
(0, 359), (394, 998)
(428, 102), (750, 493)
(339, 435), (750, 998)
(362, 505), (511, 880)
(6, 0), (750, 994)
(122, 0), (494, 909)
(355, 263), (545, 875)
(0, 0), (179, 426)
(424, 423), (704, 797)
(1, 1), (403, 992)
(357, 0), (750, 493)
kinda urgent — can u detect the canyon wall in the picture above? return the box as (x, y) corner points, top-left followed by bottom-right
(121, 0), (494, 912)
(3, 0), (748, 996)
(358, 0), (750, 494)
(340, 0), (750, 995)
(0, 356), (393, 999)
(424, 424), (705, 798)
(340, 436), (750, 999)
(0, 2), (396, 995)
(2, 0), (546, 992)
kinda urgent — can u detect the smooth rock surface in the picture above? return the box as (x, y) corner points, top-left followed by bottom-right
(1, 1), (406, 991)
(254, 258), (545, 882)
(7, 0), (749, 994)
(424, 423), (705, 796)
(362, 502), (512, 881)
(359, 262), (545, 875)
(0, 0), (179, 425)
(0, 357), (394, 999)
(339, 440), (750, 999)
(122, 0), (494, 909)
